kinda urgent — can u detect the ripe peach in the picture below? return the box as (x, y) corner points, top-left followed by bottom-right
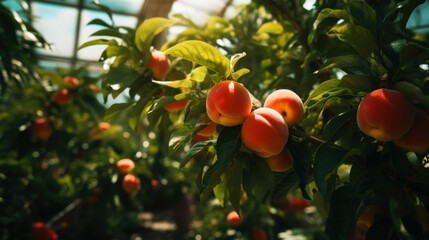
(393, 110), (429, 154)
(356, 89), (415, 142)
(47, 229), (58, 240)
(356, 205), (381, 229)
(33, 222), (48, 240)
(99, 122), (111, 131)
(32, 118), (51, 140)
(264, 89), (303, 127)
(148, 50), (169, 80)
(265, 148), (293, 172)
(252, 229), (267, 240)
(164, 100), (188, 112)
(196, 118), (217, 137)
(151, 179), (160, 189)
(192, 134), (208, 144)
(64, 76), (79, 87)
(116, 159), (135, 173)
(52, 89), (71, 105)
(206, 81), (252, 126)
(89, 84), (98, 92)
(122, 174), (140, 193)
(288, 196), (310, 210)
(226, 211), (242, 226)
(241, 108), (289, 158)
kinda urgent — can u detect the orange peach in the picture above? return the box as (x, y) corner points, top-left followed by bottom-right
(393, 110), (429, 154)
(356, 89), (415, 142)
(356, 205), (381, 229)
(196, 118), (217, 137)
(265, 148), (293, 172)
(116, 158), (135, 173)
(99, 122), (111, 131)
(264, 89), (303, 127)
(52, 89), (71, 105)
(32, 118), (51, 140)
(226, 211), (242, 226)
(64, 76), (79, 87)
(148, 50), (169, 80)
(164, 100), (188, 112)
(241, 108), (289, 158)
(206, 81), (252, 126)
(122, 174), (140, 193)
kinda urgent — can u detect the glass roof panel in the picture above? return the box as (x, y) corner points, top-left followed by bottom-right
(32, 2), (78, 57)
(39, 0), (79, 6)
(84, 0), (144, 15)
(77, 10), (137, 61)
(407, 1), (429, 33)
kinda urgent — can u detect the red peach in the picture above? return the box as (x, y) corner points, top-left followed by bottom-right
(356, 205), (381, 229)
(356, 89), (415, 142)
(226, 211), (242, 226)
(206, 81), (252, 126)
(151, 179), (160, 189)
(192, 134), (209, 144)
(122, 174), (140, 193)
(288, 196), (310, 210)
(265, 148), (293, 172)
(241, 108), (289, 158)
(116, 159), (135, 174)
(252, 229), (267, 240)
(32, 118), (51, 140)
(89, 84), (98, 92)
(32, 222), (48, 240)
(46, 229), (58, 240)
(148, 50), (169, 80)
(164, 100), (188, 112)
(264, 89), (303, 127)
(393, 110), (429, 154)
(99, 122), (111, 131)
(196, 118), (217, 137)
(64, 76), (79, 87)
(52, 89), (71, 105)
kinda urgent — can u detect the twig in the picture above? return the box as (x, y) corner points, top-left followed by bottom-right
(289, 128), (325, 146)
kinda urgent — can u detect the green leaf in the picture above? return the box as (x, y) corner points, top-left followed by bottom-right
(256, 22), (284, 35)
(400, 42), (429, 67)
(78, 39), (117, 50)
(243, 155), (275, 202)
(105, 67), (139, 89)
(164, 40), (231, 79)
(383, 0), (425, 32)
(345, 1), (376, 34)
(87, 18), (112, 28)
(322, 110), (357, 142)
(135, 17), (176, 53)
(90, 28), (121, 38)
(189, 66), (208, 82)
(316, 55), (369, 73)
(201, 126), (241, 202)
(316, 8), (355, 23)
(305, 79), (341, 105)
(314, 143), (347, 197)
(148, 93), (190, 113)
(331, 23), (376, 56)
(305, 87), (353, 109)
(91, 1), (113, 21)
(213, 172), (227, 207)
(169, 123), (193, 151)
(230, 52), (247, 70)
(286, 138), (311, 199)
(231, 68), (250, 81)
(152, 79), (194, 89)
(395, 81), (429, 108)
(104, 102), (133, 121)
(128, 101), (146, 130)
(227, 157), (245, 212)
(171, 13), (198, 28)
(339, 74), (374, 92)
(181, 140), (216, 168)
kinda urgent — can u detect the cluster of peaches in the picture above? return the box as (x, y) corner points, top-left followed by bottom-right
(205, 80), (304, 171)
(32, 222), (57, 240)
(357, 88), (429, 153)
(116, 158), (141, 194)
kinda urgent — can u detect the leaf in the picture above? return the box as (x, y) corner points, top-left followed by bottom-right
(181, 140), (216, 168)
(243, 155), (275, 202)
(395, 81), (429, 108)
(256, 22), (284, 35)
(322, 110), (357, 142)
(305, 79), (341, 105)
(316, 55), (369, 73)
(231, 68), (250, 81)
(152, 79), (194, 89)
(314, 143), (347, 197)
(230, 52), (247, 70)
(339, 74), (374, 92)
(213, 172), (227, 207)
(316, 8), (355, 23)
(286, 138), (311, 199)
(189, 66), (208, 82)
(87, 18), (112, 28)
(305, 87), (353, 109)
(400, 42), (429, 67)
(169, 123), (193, 152)
(345, 1), (376, 34)
(91, 1), (113, 21)
(135, 17), (176, 53)
(201, 126), (241, 202)
(331, 23), (376, 57)
(149, 93), (191, 113)
(104, 102), (133, 121)
(164, 40), (231, 79)
(128, 101), (146, 130)
(227, 157), (245, 212)
(171, 13), (198, 28)
(105, 67), (139, 89)
(78, 39), (117, 50)
(90, 28), (121, 38)
(383, 0), (425, 32)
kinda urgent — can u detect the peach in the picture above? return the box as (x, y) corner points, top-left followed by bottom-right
(356, 89), (415, 142)
(52, 89), (71, 105)
(264, 89), (303, 127)
(206, 81), (252, 126)
(252, 229), (267, 240)
(99, 122), (111, 131)
(196, 118), (217, 137)
(393, 110), (429, 154)
(226, 211), (242, 226)
(64, 76), (79, 87)
(265, 148), (293, 172)
(148, 50), (169, 80)
(151, 179), (160, 189)
(89, 84), (98, 92)
(192, 134), (208, 144)
(122, 174), (140, 193)
(241, 108), (289, 158)
(287, 196), (311, 210)
(32, 118), (52, 140)
(116, 158), (135, 173)
(164, 100), (188, 112)
(356, 205), (381, 229)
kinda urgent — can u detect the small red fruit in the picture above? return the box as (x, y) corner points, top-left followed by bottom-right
(148, 50), (169, 80)
(64, 76), (79, 87)
(226, 211), (242, 226)
(52, 89), (71, 105)
(32, 118), (51, 140)
(196, 118), (217, 137)
(99, 122), (111, 131)
(122, 174), (140, 193)
(151, 179), (160, 189)
(288, 197), (310, 210)
(116, 159), (135, 174)
(252, 229), (267, 240)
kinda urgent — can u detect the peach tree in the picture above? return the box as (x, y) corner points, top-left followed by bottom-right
(82, 0), (429, 239)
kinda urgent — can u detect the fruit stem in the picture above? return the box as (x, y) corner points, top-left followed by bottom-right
(289, 128), (325, 146)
